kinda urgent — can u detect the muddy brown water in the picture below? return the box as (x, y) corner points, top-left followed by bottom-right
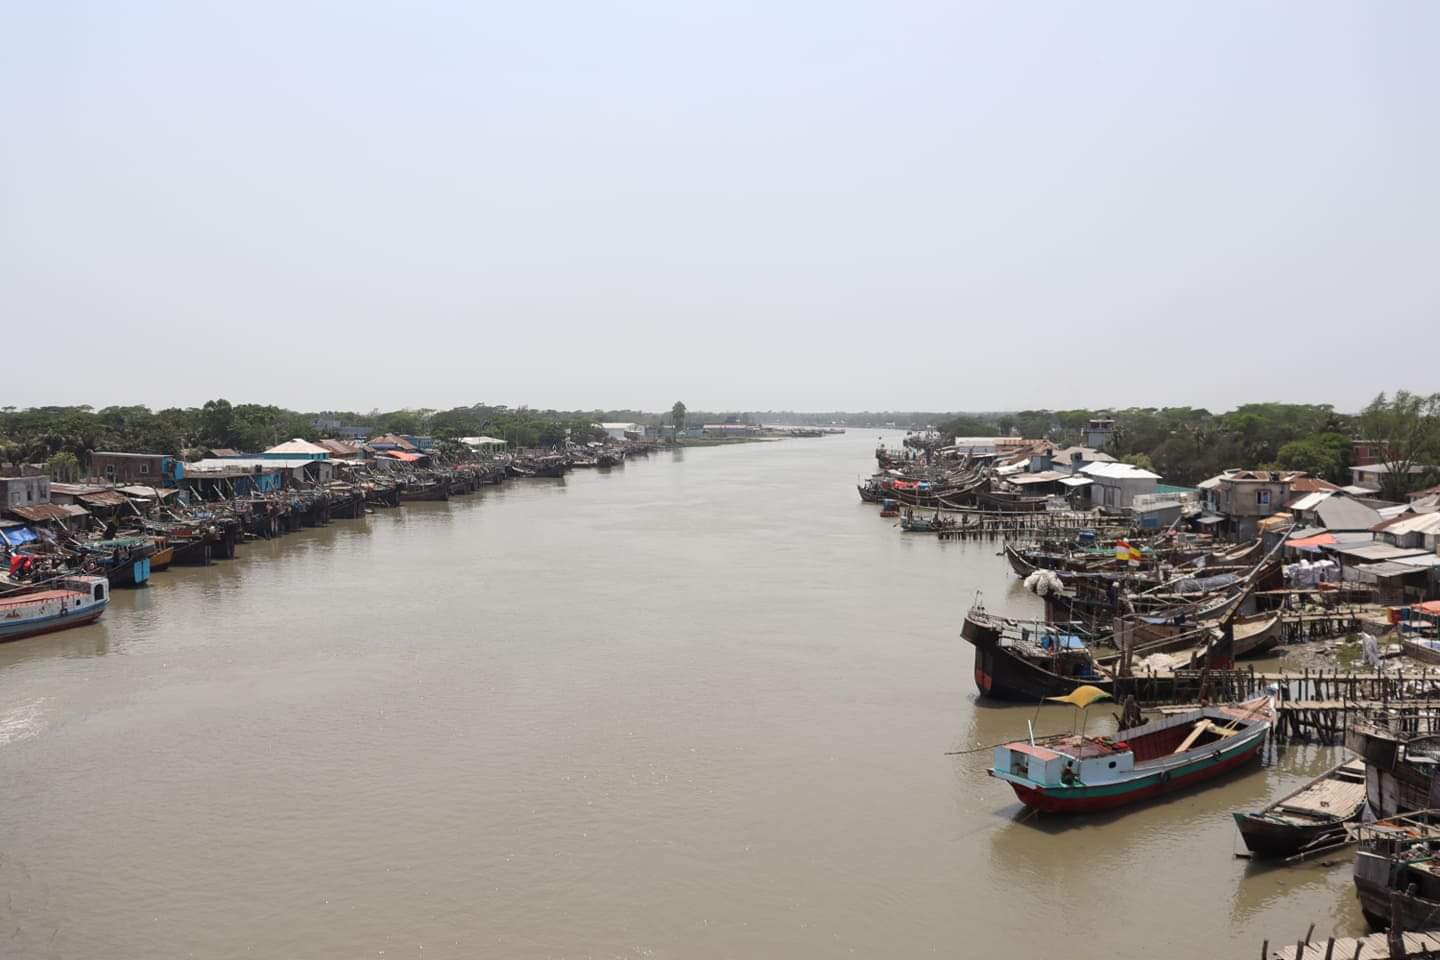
(0, 432), (1362, 958)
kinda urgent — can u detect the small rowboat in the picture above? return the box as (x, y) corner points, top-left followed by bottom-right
(1232, 611), (1284, 660)
(989, 688), (1275, 814)
(1232, 758), (1367, 858)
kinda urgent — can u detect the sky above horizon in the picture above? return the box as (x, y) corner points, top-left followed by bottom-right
(3, 2), (1436, 414)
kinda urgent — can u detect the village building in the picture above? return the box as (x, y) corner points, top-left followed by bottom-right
(315, 439), (364, 460)
(1287, 491), (1382, 533)
(1079, 461), (1159, 510)
(702, 423), (762, 438)
(458, 436), (507, 455)
(598, 423), (643, 441)
(1350, 461), (1438, 492)
(1199, 469), (1337, 540)
(1084, 418), (1115, 449)
(263, 439), (332, 460)
(368, 434), (419, 452)
(0, 475), (50, 510)
(89, 452), (184, 486)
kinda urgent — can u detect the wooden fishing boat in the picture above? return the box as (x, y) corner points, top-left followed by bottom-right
(1352, 810), (1440, 929)
(148, 544), (175, 571)
(962, 607), (1111, 701)
(1401, 637), (1440, 666)
(1232, 611), (1283, 660)
(989, 691), (1275, 813)
(0, 576), (110, 642)
(399, 480), (449, 502)
(1232, 758), (1366, 858)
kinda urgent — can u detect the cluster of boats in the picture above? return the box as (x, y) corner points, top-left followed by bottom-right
(965, 531), (1287, 703)
(852, 446), (1440, 931)
(0, 441), (656, 644)
(853, 453), (1440, 934)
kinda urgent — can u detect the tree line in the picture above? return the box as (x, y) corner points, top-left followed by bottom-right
(937, 393), (1440, 497)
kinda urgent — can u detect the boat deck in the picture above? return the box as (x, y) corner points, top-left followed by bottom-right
(0, 589), (82, 608)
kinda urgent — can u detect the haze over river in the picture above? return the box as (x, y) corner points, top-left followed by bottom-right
(0, 431), (1358, 958)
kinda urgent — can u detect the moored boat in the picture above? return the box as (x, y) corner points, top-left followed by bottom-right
(989, 690), (1275, 813)
(1352, 810), (1440, 929)
(1232, 611), (1283, 660)
(0, 576), (110, 642)
(1232, 758), (1366, 858)
(962, 606), (1111, 701)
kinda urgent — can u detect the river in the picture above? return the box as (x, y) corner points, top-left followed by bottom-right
(0, 431), (1361, 958)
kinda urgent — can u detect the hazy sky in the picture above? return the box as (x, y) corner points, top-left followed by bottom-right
(3, 2), (1436, 414)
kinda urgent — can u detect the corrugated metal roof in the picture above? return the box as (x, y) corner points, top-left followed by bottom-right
(1359, 561), (1426, 578)
(48, 483), (110, 496)
(5, 503), (89, 522)
(1009, 471), (1065, 485)
(1315, 497), (1382, 531)
(1081, 462), (1161, 481)
(77, 490), (132, 508)
(185, 459), (314, 474)
(118, 485), (179, 499)
(1059, 477), (1093, 487)
(1286, 490), (1333, 512)
(1378, 512), (1440, 536)
(1330, 542), (1427, 562)
(264, 439), (331, 456)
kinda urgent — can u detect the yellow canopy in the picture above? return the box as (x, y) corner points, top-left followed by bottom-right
(1047, 685), (1112, 709)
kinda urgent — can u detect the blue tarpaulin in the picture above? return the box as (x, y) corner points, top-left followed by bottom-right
(0, 526), (38, 546)
(1040, 634), (1085, 651)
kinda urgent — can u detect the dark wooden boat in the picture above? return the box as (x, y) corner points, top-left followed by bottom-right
(399, 481), (449, 502)
(962, 607), (1111, 701)
(1352, 810), (1440, 929)
(170, 536), (211, 566)
(1233, 758), (1366, 858)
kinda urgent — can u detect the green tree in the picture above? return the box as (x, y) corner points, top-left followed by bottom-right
(1275, 432), (1351, 483)
(1122, 452), (1157, 473)
(45, 451), (81, 481)
(671, 401), (687, 434)
(199, 399), (235, 448)
(1357, 391), (1440, 499)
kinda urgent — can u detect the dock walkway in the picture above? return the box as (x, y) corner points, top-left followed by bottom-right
(1266, 930), (1440, 959)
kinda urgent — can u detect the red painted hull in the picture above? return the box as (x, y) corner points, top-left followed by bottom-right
(1007, 740), (1265, 813)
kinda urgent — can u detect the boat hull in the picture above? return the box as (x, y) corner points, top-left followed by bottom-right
(1232, 812), (1348, 859)
(1001, 738), (1265, 813)
(0, 607), (105, 642)
(963, 611), (1109, 702)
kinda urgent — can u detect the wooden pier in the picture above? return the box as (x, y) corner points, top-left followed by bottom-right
(1135, 666), (1440, 742)
(1266, 929), (1440, 959)
(926, 511), (1126, 541)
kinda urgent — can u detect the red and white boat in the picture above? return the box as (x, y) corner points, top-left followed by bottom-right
(989, 688), (1275, 814)
(0, 576), (110, 642)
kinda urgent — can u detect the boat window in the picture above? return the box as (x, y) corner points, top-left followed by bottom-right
(1009, 753), (1028, 777)
(1108, 760), (1116, 768)
(93, 584), (106, 601)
